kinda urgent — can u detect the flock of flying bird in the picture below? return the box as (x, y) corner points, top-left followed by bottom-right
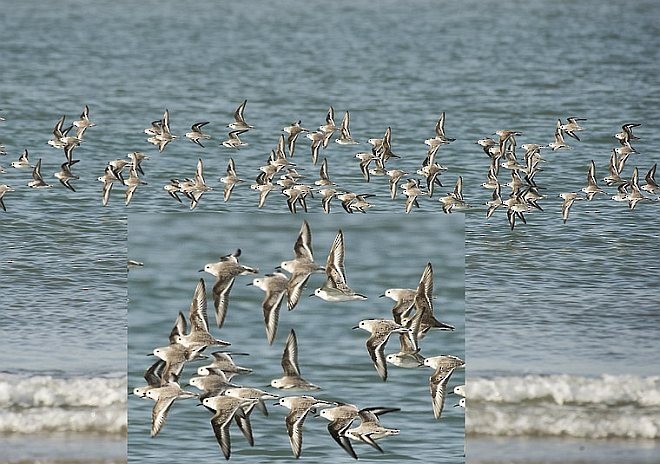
(475, 118), (658, 229)
(132, 220), (464, 460)
(0, 102), (656, 224)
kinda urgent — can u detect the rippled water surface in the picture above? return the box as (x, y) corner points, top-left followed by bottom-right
(2, 0), (659, 462)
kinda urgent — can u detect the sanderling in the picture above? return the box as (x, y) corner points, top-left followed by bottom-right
(186, 121), (211, 147)
(227, 99), (253, 130)
(276, 395), (336, 458)
(151, 343), (207, 383)
(438, 176), (467, 214)
(335, 111), (358, 145)
(354, 319), (412, 381)
(280, 220), (325, 311)
(221, 129), (249, 149)
(271, 329), (320, 390)
(313, 229), (367, 302)
(386, 168), (407, 200)
(0, 184), (15, 212)
(220, 158), (243, 202)
(627, 167), (648, 210)
(486, 184), (503, 218)
(548, 119), (570, 150)
(128, 151), (149, 176)
(124, 167), (147, 206)
(319, 106), (339, 134)
(144, 381), (198, 436)
(188, 370), (236, 399)
(318, 405), (400, 459)
(641, 163), (658, 194)
(11, 149), (31, 168)
(314, 157), (335, 186)
(133, 359), (167, 398)
(425, 111), (455, 147)
(344, 408), (400, 454)
(560, 117), (586, 141)
(28, 158), (51, 188)
(223, 387), (279, 417)
(73, 104), (95, 139)
(423, 355), (465, 420)
(53, 160), (79, 192)
(174, 279), (231, 349)
(248, 270), (289, 344)
(581, 160), (604, 201)
(559, 192), (582, 224)
(201, 249), (258, 328)
(197, 351), (252, 380)
(283, 120), (308, 157)
(380, 288), (416, 323)
(306, 130), (328, 165)
(385, 324), (424, 369)
(406, 262), (455, 338)
(614, 122), (641, 145)
(603, 149), (625, 186)
(202, 395), (259, 460)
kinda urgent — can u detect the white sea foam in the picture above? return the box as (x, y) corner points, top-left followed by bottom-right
(0, 373), (127, 434)
(466, 374), (660, 439)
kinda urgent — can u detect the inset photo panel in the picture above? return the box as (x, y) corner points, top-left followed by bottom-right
(128, 212), (464, 463)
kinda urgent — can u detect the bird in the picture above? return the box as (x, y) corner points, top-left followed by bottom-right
(27, 158), (51, 188)
(335, 111), (358, 145)
(53, 160), (79, 192)
(270, 329), (320, 390)
(220, 158), (243, 202)
(425, 111), (455, 147)
(405, 262), (455, 339)
(196, 351), (253, 381)
(185, 121), (211, 147)
(344, 407), (400, 454)
(559, 192), (582, 224)
(280, 220), (325, 311)
(0, 184), (15, 212)
(313, 229), (367, 302)
(11, 149), (31, 168)
(423, 355), (465, 420)
(319, 405), (400, 459)
(124, 166), (147, 206)
(248, 271), (289, 345)
(227, 99), (253, 130)
(221, 129), (249, 149)
(201, 249), (258, 328)
(548, 119), (570, 150)
(560, 117), (586, 141)
(581, 160), (604, 200)
(72, 104), (95, 139)
(144, 381), (198, 437)
(276, 395), (336, 459)
(354, 318), (412, 381)
(201, 395), (259, 460)
(172, 279), (231, 349)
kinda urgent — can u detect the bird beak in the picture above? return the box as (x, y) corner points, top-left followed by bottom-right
(351, 325), (359, 330)
(198, 268), (204, 272)
(246, 282), (253, 286)
(378, 294), (385, 298)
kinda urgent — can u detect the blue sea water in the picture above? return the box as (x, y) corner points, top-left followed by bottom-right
(1, 0), (659, 462)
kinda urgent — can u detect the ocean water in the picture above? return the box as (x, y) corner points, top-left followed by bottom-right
(127, 213), (465, 463)
(1, 0), (659, 462)
(0, 212), (128, 462)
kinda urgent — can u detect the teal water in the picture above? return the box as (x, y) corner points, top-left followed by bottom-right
(1, 0), (659, 462)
